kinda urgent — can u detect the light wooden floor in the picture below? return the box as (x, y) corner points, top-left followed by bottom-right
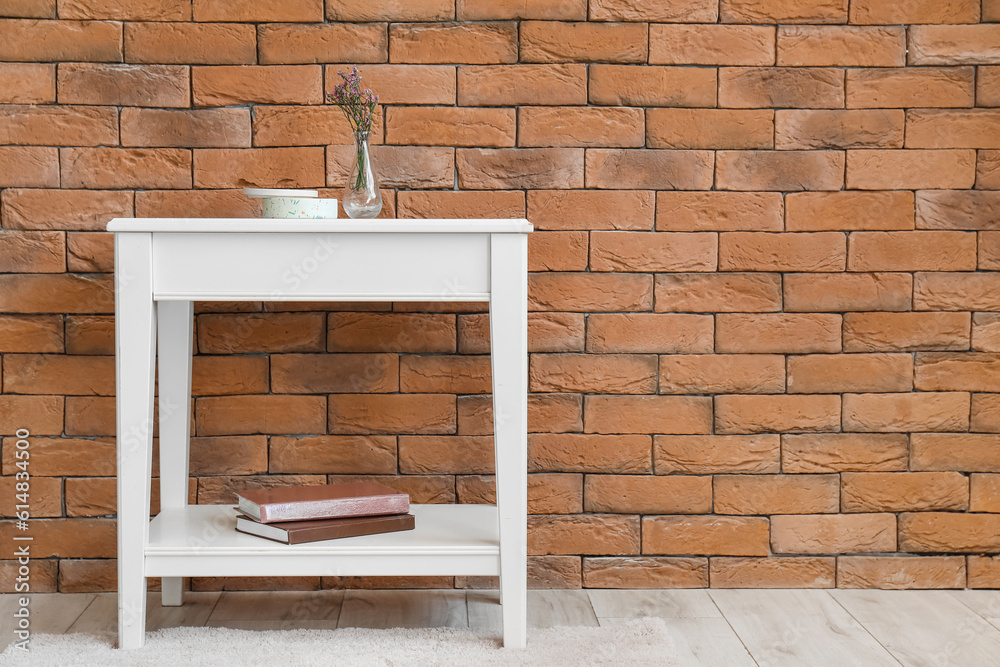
(3, 589), (1000, 666)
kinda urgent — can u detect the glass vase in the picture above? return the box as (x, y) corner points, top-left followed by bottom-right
(343, 131), (382, 219)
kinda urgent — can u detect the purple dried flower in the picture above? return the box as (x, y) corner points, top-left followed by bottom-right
(326, 66), (379, 135)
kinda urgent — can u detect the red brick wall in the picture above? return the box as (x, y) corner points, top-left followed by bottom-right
(1, 0), (999, 593)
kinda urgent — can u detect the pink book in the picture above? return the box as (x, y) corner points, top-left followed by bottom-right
(236, 482), (409, 524)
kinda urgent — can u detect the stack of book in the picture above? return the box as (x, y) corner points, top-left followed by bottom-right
(234, 481), (414, 545)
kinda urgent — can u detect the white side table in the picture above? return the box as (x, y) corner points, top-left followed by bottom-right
(108, 218), (531, 649)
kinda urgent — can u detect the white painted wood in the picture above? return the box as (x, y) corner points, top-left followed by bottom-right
(115, 233), (157, 650)
(588, 589), (723, 619)
(600, 617), (757, 667)
(949, 590), (1000, 632)
(489, 233), (529, 649)
(156, 300), (193, 608)
(338, 590), (468, 629)
(711, 589), (899, 667)
(208, 591), (342, 631)
(107, 218), (532, 234)
(833, 590), (1000, 667)
(528, 590), (599, 628)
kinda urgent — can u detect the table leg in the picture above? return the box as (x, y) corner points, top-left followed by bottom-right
(156, 300), (193, 607)
(489, 233), (528, 649)
(115, 233), (156, 649)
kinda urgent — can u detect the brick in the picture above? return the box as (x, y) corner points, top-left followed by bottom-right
(0, 19), (121, 62)
(526, 556), (582, 588)
(974, 314), (1000, 352)
(457, 312), (584, 354)
(528, 190), (654, 230)
(457, 474), (583, 513)
(0, 315), (62, 353)
(772, 514), (895, 554)
(643, 516), (770, 556)
(589, 65), (717, 107)
(60, 0), (191, 20)
(400, 355), (489, 394)
(461, 393), (582, 435)
(1, 0), (55, 17)
(324, 474), (455, 504)
(390, 22), (516, 64)
(655, 273), (782, 313)
(65, 316), (112, 355)
(399, 435), (493, 474)
(717, 151), (845, 191)
(529, 273), (652, 312)
(387, 107), (515, 147)
(329, 145), (453, 189)
(0, 146), (58, 188)
(195, 395), (326, 436)
(520, 21), (647, 63)
(852, 0), (978, 23)
(196, 313), (321, 353)
(987, 0), (1000, 21)
(520, 106), (643, 148)
(194, 147), (324, 189)
(585, 395), (713, 435)
(784, 273), (912, 312)
(843, 392), (970, 432)
(197, 474), (325, 505)
(192, 65), (321, 106)
(849, 231), (976, 272)
(3, 436), (111, 476)
(2, 188), (132, 231)
(65, 232), (111, 272)
(587, 314), (713, 354)
(715, 474), (839, 514)
(0, 395), (62, 435)
(258, 24), (386, 65)
(909, 26), (1000, 65)
(65, 477), (119, 516)
(782, 433), (908, 473)
(712, 557), (835, 588)
(776, 110), (903, 150)
(974, 395), (1000, 432)
(0, 231), (64, 273)
(720, 0), (847, 23)
(0, 274), (112, 314)
(327, 64), (454, 106)
(586, 149), (714, 190)
(328, 313), (454, 353)
(911, 433), (1000, 472)
(527, 231), (589, 271)
(272, 353), (397, 394)
(586, 475), (712, 514)
(660, 354), (784, 394)
(397, 190), (523, 220)
(530, 515), (639, 556)
(122, 108), (249, 148)
(61, 147), (191, 189)
(125, 22), (254, 65)
(590, 231), (717, 272)
(530, 353), (656, 394)
(529, 434), (650, 473)
(657, 192), (782, 233)
(457, 148), (582, 189)
(328, 0), (452, 20)
(584, 557), (707, 588)
(915, 273), (1000, 311)
(648, 109), (773, 150)
(847, 67), (976, 109)
(190, 436), (267, 476)
(656, 434), (780, 474)
(785, 191), (913, 232)
(907, 110), (1000, 149)
(0, 518), (115, 558)
(457, 0), (584, 19)
(716, 313), (842, 354)
(255, 104), (382, 148)
(649, 24), (774, 66)
(842, 472), (968, 513)
(719, 67), (844, 109)
(980, 67), (1000, 106)
(844, 312), (971, 352)
(65, 396), (115, 435)
(716, 395), (841, 434)
(0, 105), (117, 146)
(848, 149), (976, 190)
(778, 26), (904, 67)
(192, 0), (322, 22)
(838, 557), (966, 590)
(916, 352), (1000, 392)
(0, 476), (59, 517)
(590, 0), (716, 20)
(0, 63), (54, 103)
(191, 356), (268, 397)
(268, 435), (396, 474)
(970, 556), (1000, 588)
(971, 474), (1000, 512)
(788, 354), (912, 394)
(3, 354), (107, 396)
(916, 192), (1000, 232)
(720, 232), (845, 272)
(328, 394), (454, 435)
(458, 64), (585, 106)
(57, 559), (132, 593)
(58, 63), (188, 107)
(900, 513), (1000, 552)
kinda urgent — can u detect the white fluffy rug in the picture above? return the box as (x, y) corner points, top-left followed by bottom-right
(1, 620), (676, 666)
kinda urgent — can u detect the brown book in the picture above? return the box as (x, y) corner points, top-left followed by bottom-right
(236, 482), (409, 524)
(235, 512), (415, 545)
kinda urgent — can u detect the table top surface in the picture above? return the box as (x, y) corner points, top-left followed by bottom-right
(107, 218), (533, 234)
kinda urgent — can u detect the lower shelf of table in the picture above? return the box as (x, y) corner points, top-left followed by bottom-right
(143, 504), (502, 578)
